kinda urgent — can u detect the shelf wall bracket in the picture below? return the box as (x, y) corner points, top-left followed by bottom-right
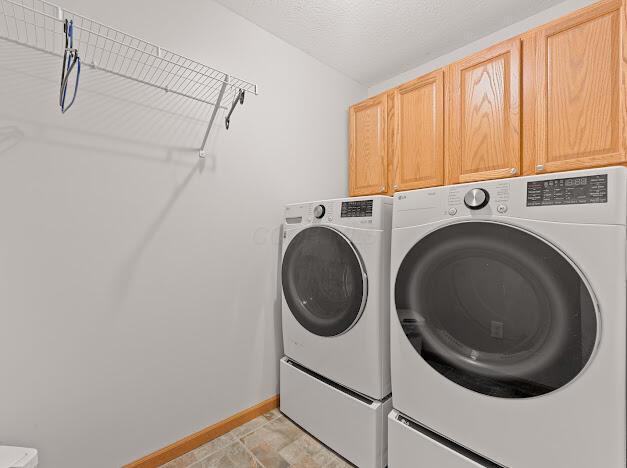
(199, 76), (229, 158)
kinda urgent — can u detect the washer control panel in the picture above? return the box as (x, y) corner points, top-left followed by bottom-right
(341, 200), (373, 218)
(527, 174), (608, 206)
(285, 197), (390, 230)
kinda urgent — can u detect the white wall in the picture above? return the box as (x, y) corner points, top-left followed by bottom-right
(0, 1), (365, 466)
(368, 0), (597, 95)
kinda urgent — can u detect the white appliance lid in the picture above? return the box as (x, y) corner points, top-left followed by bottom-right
(0, 447), (38, 468)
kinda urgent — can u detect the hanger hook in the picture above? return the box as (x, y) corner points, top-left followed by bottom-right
(225, 89), (245, 130)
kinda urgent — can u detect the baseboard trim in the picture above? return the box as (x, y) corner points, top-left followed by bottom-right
(124, 394), (280, 468)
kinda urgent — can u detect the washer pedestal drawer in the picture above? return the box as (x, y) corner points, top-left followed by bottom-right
(388, 410), (503, 468)
(280, 357), (391, 468)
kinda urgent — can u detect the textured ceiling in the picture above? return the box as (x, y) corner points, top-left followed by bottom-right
(214, 0), (565, 85)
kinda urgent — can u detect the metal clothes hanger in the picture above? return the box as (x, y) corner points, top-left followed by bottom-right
(59, 19), (81, 113)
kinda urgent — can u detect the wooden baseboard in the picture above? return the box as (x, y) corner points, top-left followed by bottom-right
(124, 394), (280, 468)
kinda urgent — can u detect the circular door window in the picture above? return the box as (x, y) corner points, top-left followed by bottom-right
(395, 222), (597, 398)
(282, 226), (368, 337)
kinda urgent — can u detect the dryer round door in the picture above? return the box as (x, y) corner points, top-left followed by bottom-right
(282, 225), (368, 337)
(395, 221), (598, 399)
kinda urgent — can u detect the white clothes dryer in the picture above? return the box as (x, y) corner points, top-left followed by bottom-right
(389, 167), (625, 468)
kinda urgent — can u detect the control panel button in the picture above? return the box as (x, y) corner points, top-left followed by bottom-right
(448, 207), (457, 216)
(464, 188), (490, 210)
(497, 204), (508, 213)
(313, 204), (326, 219)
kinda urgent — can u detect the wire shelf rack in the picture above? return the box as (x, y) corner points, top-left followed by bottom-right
(0, 0), (257, 153)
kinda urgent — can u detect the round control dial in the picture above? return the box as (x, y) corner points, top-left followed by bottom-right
(313, 204), (326, 219)
(464, 188), (490, 210)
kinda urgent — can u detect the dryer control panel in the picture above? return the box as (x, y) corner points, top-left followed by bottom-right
(392, 167), (625, 228)
(526, 174), (608, 207)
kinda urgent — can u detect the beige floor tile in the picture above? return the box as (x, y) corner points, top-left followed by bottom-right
(278, 433), (324, 465)
(241, 415), (303, 453)
(230, 415), (271, 439)
(160, 433), (237, 468)
(160, 410), (356, 468)
(190, 432), (237, 460)
(245, 440), (291, 468)
(312, 448), (355, 468)
(289, 454), (324, 468)
(262, 408), (282, 421)
(193, 441), (260, 468)
(160, 451), (197, 468)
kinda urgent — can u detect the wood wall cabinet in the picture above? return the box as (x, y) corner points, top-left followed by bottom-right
(446, 37), (521, 184)
(347, 0), (627, 194)
(349, 93), (389, 196)
(392, 69), (445, 191)
(523, 0), (627, 175)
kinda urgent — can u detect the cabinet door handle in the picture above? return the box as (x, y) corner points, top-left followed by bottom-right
(380, 186), (386, 193)
(536, 165), (545, 171)
(393, 184), (399, 190)
(510, 167), (518, 174)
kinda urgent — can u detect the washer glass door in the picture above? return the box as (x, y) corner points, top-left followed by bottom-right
(395, 222), (597, 398)
(282, 226), (367, 337)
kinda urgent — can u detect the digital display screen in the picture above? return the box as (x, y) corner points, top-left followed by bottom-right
(564, 178), (588, 187)
(341, 200), (373, 218)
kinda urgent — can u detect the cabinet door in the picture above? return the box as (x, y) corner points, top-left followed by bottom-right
(349, 94), (388, 196)
(446, 38), (521, 184)
(393, 69), (445, 191)
(524, 0), (627, 174)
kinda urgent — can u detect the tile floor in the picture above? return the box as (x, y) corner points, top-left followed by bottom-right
(161, 409), (354, 468)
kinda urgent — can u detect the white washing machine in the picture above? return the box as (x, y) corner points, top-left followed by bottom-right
(389, 167), (626, 468)
(281, 195), (392, 398)
(280, 195), (392, 468)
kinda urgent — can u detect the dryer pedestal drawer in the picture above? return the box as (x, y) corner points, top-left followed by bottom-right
(388, 410), (502, 468)
(280, 357), (391, 468)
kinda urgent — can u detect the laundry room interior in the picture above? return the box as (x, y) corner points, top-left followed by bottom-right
(1, 0), (625, 467)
